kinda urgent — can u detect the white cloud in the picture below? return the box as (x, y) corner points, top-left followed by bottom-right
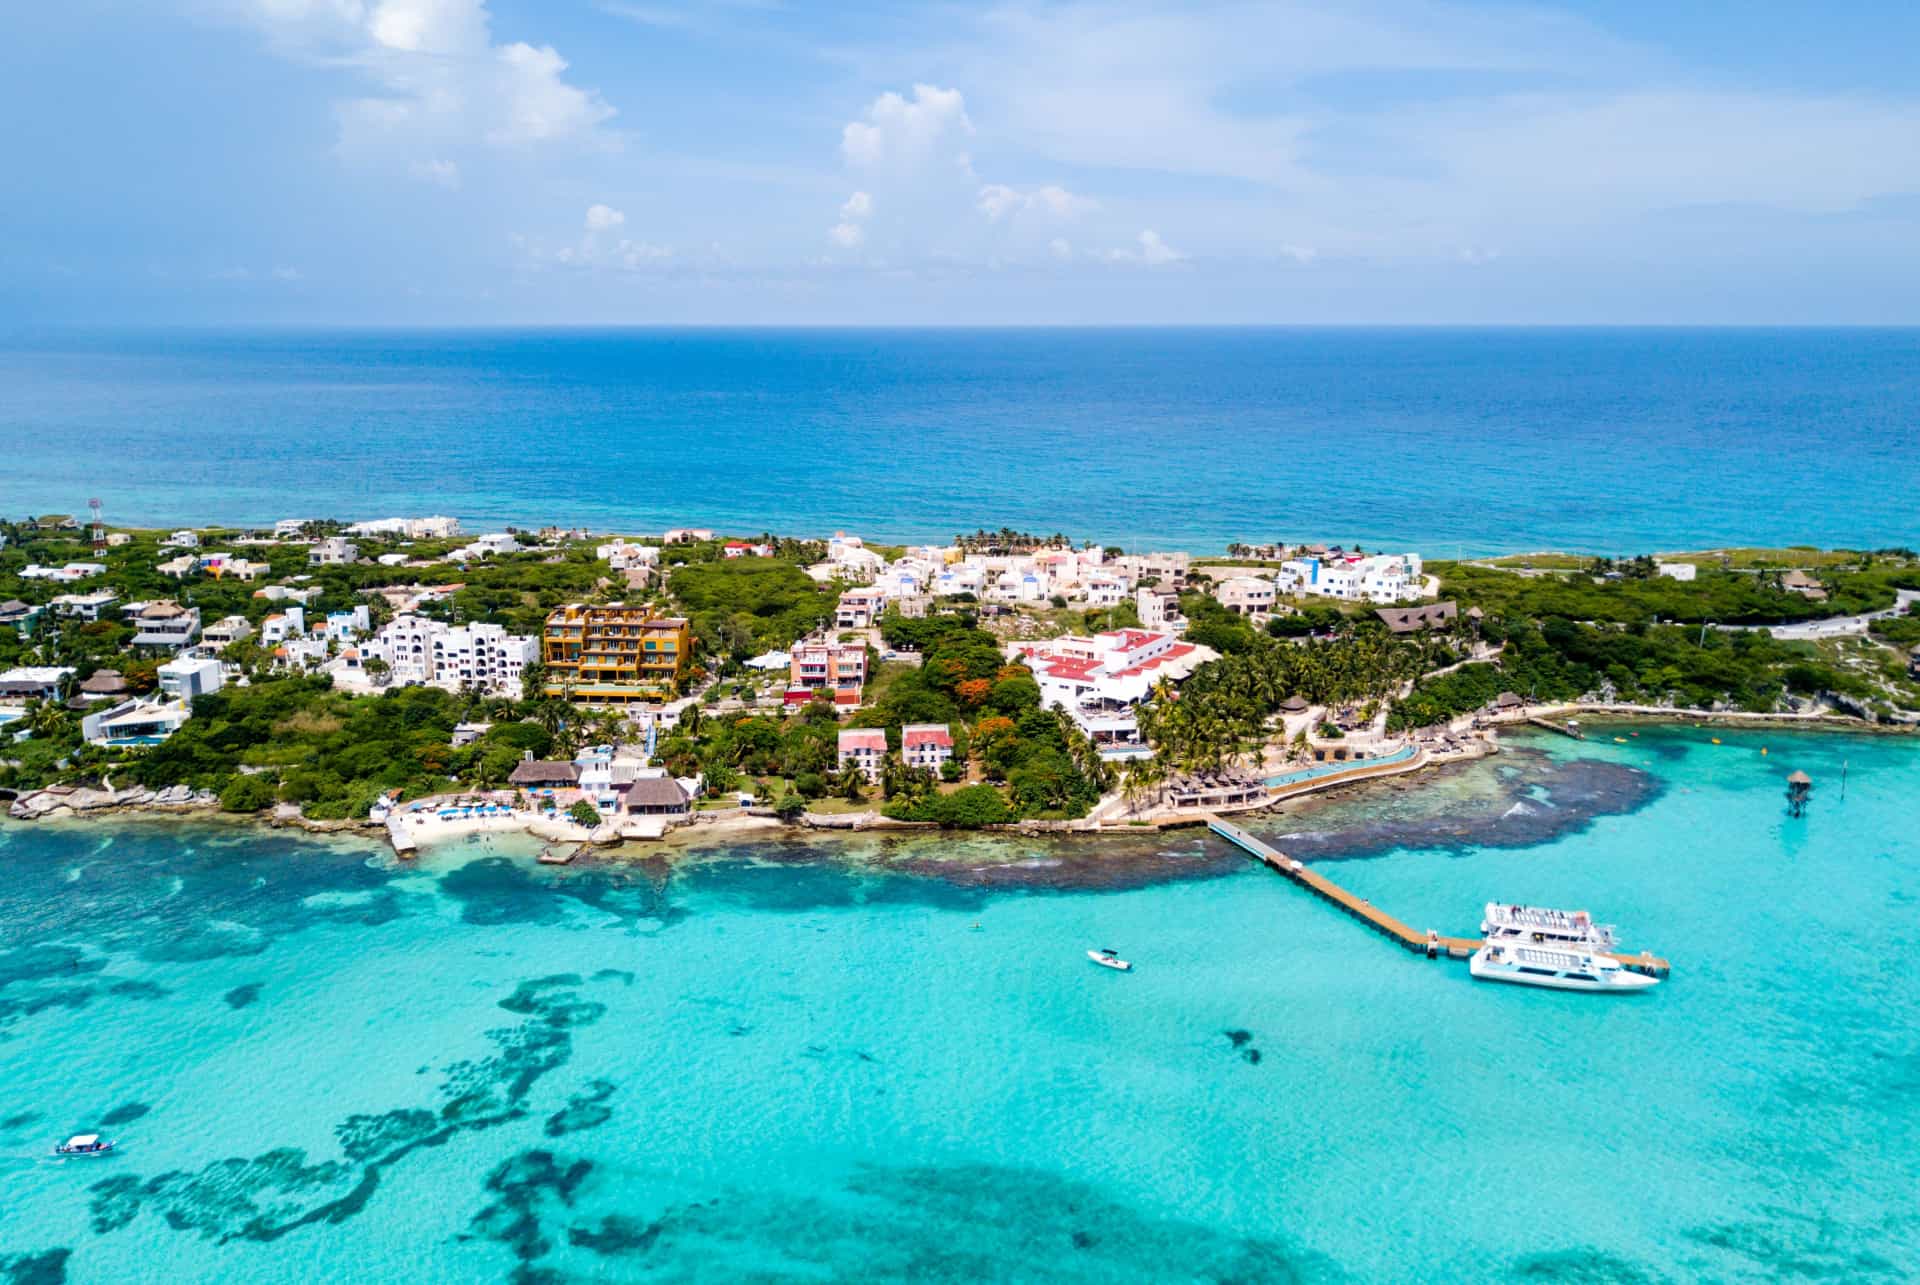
(520, 220), (675, 272)
(227, 0), (614, 157)
(840, 84), (973, 172)
(828, 221), (865, 249)
(270, 265), (305, 281)
(1104, 229), (1187, 266)
(488, 42), (613, 145)
(408, 158), (462, 188)
(975, 184), (1021, 221)
(841, 191), (874, 220)
(1048, 237), (1074, 261)
(1279, 244), (1317, 264)
(975, 183), (1097, 221)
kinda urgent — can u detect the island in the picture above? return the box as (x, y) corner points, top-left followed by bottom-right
(3, 515), (1916, 851)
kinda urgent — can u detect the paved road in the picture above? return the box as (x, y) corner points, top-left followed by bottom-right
(1749, 588), (1920, 641)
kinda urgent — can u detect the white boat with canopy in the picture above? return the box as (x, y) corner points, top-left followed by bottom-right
(1469, 942), (1658, 993)
(1481, 902), (1618, 950)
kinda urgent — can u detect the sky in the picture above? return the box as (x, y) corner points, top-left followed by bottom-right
(5, 0), (1920, 325)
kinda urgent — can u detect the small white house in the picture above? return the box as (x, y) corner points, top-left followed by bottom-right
(157, 655), (224, 702)
(310, 537), (360, 566)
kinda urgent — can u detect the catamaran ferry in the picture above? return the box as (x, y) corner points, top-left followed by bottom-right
(1469, 942), (1658, 992)
(1481, 902), (1618, 950)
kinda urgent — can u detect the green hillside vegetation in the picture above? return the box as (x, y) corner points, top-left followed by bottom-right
(667, 560), (837, 660)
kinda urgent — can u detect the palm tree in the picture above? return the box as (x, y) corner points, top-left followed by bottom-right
(834, 761), (867, 802)
(22, 699), (69, 741)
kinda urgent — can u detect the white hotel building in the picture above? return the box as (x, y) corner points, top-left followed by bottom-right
(1276, 553), (1423, 604)
(1006, 629), (1217, 759)
(362, 614), (537, 697)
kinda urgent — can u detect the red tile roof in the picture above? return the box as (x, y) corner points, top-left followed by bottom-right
(902, 725), (953, 749)
(838, 728), (887, 751)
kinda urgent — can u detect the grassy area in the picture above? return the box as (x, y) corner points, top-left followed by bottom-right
(1468, 553), (1598, 571)
(1655, 547), (1872, 569)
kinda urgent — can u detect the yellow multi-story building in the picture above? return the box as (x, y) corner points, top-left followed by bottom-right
(541, 603), (693, 704)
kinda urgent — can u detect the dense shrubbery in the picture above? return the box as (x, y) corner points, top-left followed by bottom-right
(129, 678), (466, 819)
(1386, 617), (1880, 730)
(883, 783), (1014, 826)
(668, 560), (836, 660)
(1439, 562), (1916, 626)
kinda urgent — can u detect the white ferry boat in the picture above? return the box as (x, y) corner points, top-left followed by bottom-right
(1481, 902), (1618, 951)
(1469, 942), (1658, 993)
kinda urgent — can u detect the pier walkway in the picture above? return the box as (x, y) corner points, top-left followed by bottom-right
(1525, 714), (1585, 740)
(1204, 815), (1670, 976)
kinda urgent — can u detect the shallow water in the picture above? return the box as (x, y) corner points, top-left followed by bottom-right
(0, 728), (1915, 1281)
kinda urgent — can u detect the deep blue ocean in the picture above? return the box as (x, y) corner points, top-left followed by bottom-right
(1, 327), (1916, 554)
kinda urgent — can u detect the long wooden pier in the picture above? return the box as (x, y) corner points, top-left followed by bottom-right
(1205, 815), (1669, 977)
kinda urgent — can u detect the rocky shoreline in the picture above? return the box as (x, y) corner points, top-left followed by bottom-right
(4, 710), (1900, 855)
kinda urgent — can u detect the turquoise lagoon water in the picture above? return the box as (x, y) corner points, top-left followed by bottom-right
(3, 327), (1919, 554)
(0, 728), (1916, 1282)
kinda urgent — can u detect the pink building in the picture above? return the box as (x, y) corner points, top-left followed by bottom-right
(789, 641), (867, 693)
(901, 724), (954, 772)
(837, 727), (888, 782)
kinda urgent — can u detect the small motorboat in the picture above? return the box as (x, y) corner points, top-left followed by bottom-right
(1087, 948), (1132, 972)
(53, 1134), (116, 1157)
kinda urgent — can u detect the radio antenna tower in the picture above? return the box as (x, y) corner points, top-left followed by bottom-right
(89, 498), (105, 551)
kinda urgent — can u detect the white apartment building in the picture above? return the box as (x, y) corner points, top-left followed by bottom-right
(429, 623), (537, 695)
(363, 614), (535, 696)
(371, 613), (440, 683)
(163, 530), (200, 548)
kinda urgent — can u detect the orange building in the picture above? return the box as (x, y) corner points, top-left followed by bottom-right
(542, 603), (693, 704)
